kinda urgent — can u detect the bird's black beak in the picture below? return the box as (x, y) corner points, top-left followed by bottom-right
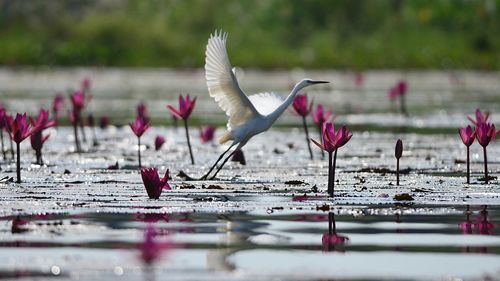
(311, 80), (329, 84)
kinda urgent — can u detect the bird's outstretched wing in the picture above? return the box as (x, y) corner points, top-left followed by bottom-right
(248, 92), (285, 116)
(205, 30), (258, 130)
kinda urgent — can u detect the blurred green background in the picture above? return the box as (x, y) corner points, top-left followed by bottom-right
(0, 0), (498, 69)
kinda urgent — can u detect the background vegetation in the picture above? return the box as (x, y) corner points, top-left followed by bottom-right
(0, 0), (498, 69)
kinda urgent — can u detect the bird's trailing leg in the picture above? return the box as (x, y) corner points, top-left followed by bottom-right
(209, 143), (243, 180)
(199, 143), (236, 180)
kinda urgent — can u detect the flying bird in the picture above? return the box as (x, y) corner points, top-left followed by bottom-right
(201, 30), (329, 180)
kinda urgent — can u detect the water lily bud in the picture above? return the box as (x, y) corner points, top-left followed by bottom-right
(395, 139), (403, 159)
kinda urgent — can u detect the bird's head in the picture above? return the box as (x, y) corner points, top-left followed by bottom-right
(297, 78), (329, 88)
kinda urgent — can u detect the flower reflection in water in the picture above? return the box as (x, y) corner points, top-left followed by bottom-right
(460, 205), (495, 253)
(322, 212), (349, 252)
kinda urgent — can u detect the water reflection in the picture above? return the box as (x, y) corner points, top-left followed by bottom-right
(461, 205), (495, 253)
(322, 212), (349, 252)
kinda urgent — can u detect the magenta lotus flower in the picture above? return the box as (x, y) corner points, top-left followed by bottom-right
(311, 122), (353, 153)
(459, 126), (476, 147)
(141, 167), (171, 199)
(29, 110), (56, 165)
(292, 94), (313, 117)
(30, 109), (56, 131)
(0, 107), (6, 159)
(388, 81), (408, 115)
(167, 94), (197, 164)
(476, 122), (498, 184)
(6, 113), (40, 183)
(69, 90), (90, 153)
(52, 94), (64, 125)
(155, 135), (166, 151)
(397, 80), (407, 96)
(137, 102), (148, 121)
(468, 108), (490, 126)
(200, 126), (216, 143)
(99, 116), (109, 129)
(312, 104), (333, 159)
(167, 94), (196, 120)
(459, 126), (476, 184)
(130, 117), (151, 138)
(70, 90), (86, 112)
(293, 94), (314, 159)
(388, 86), (399, 100)
(130, 117), (151, 168)
(476, 122), (497, 147)
(6, 113), (37, 144)
(311, 122), (353, 197)
(312, 104), (332, 126)
(81, 77), (91, 93)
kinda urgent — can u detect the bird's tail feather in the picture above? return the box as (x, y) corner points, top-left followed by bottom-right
(219, 131), (233, 144)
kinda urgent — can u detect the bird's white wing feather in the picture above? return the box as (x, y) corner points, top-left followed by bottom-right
(248, 92), (285, 116)
(205, 31), (258, 130)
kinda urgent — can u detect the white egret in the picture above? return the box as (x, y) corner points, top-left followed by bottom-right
(200, 30), (329, 180)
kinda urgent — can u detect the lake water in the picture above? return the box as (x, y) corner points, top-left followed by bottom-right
(0, 68), (499, 280)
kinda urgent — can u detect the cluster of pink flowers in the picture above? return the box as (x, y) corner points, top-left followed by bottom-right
(292, 94), (334, 160)
(459, 109), (498, 184)
(0, 110), (56, 183)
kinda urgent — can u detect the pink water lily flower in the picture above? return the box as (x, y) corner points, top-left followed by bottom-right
(130, 117), (151, 138)
(70, 90), (87, 112)
(6, 113), (38, 144)
(312, 104), (333, 126)
(293, 94), (314, 159)
(311, 122), (352, 153)
(200, 126), (216, 143)
(155, 135), (166, 151)
(30, 110), (56, 131)
(476, 122), (497, 147)
(388, 86), (399, 100)
(29, 110), (56, 165)
(52, 94), (64, 119)
(137, 102), (148, 121)
(81, 77), (91, 93)
(167, 94), (197, 164)
(6, 113), (40, 183)
(312, 104), (333, 159)
(130, 117), (151, 168)
(141, 167), (171, 199)
(475, 122), (498, 184)
(459, 125), (476, 147)
(292, 94), (313, 117)
(167, 94), (196, 120)
(311, 122), (353, 197)
(99, 116), (109, 129)
(458, 126), (475, 184)
(397, 80), (407, 96)
(468, 108), (490, 126)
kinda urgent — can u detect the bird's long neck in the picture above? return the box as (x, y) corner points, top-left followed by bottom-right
(269, 83), (307, 122)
